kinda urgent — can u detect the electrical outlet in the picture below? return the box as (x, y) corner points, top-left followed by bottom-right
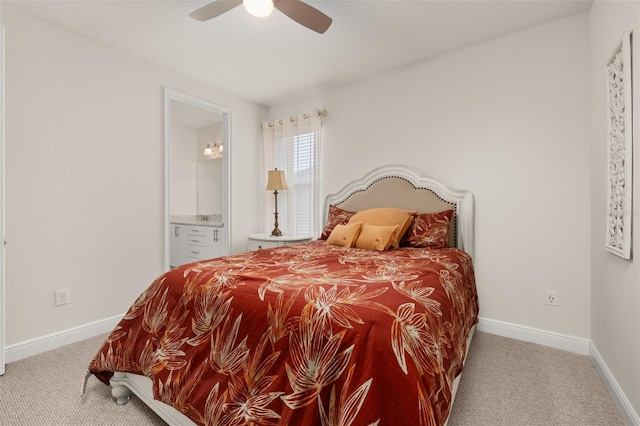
(55, 289), (69, 306)
(545, 289), (557, 306)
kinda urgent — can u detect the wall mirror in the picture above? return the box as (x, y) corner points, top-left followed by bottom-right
(164, 88), (231, 270)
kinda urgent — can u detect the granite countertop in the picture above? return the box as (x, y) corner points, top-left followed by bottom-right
(170, 215), (224, 228)
(170, 220), (224, 228)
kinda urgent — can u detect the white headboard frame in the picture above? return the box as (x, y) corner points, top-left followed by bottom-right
(324, 165), (474, 259)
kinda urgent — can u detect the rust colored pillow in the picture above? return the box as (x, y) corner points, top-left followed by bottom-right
(326, 222), (362, 248)
(348, 207), (416, 249)
(320, 205), (356, 240)
(401, 209), (454, 249)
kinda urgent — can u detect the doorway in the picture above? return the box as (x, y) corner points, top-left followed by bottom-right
(163, 88), (231, 270)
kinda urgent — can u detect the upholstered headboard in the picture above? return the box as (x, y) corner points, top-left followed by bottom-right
(324, 165), (474, 258)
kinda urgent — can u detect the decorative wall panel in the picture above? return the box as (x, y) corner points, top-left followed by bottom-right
(605, 31), (633, 259)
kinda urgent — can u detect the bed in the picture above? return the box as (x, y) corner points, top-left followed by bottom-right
(88, 164), (478, 426)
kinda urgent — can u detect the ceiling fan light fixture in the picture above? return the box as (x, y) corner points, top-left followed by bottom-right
(190, 0), (332, 34)
(243, 0), (274, 17)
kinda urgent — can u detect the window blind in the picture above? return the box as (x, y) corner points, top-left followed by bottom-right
(274, 132), (316, 235)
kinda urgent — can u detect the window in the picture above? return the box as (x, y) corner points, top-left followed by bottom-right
(274, 132), (317, 235)
(263, 112), (324, 237)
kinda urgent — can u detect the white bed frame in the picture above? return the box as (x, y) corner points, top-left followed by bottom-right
(324, 164), (474, 258)
(107, 164), (476, 425)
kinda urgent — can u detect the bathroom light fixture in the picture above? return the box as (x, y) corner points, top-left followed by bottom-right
(266, 168), (288, 236)
(243, 0), (273, 17)
(203, 142), (223, 157)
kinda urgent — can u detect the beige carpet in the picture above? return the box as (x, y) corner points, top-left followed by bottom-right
(447, 332), (625, 426)
(0, 331), (625, 425)
(0, 334), (166, 426)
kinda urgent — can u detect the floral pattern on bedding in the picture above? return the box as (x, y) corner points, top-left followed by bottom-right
(319, 205), (356, 240)
(90, 240), (478, 426)
(401, 210), (454, 249)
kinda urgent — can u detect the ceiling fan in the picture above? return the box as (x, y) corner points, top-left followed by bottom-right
(190, 0), (332, 34)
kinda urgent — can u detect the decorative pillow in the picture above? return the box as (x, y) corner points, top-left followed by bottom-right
(326, 222), (363, 248)
(401, 209), (454, 249)
(348, 207), (417, 249)
(355, 224), (399, 251)
(320, 205), (356, 240)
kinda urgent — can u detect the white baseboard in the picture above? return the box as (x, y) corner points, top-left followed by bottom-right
(477, 316), (590, 355)
(5, 313), (123, 364)
(590, 341), (640, 426)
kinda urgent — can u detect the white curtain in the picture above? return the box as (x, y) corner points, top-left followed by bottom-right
(262, 110), (324, 237)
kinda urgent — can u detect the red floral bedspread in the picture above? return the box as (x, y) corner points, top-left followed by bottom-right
(90, 240), (478, 426)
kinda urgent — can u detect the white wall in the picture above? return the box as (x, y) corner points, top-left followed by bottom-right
(169, 122), (223, 217)
(269, 13), (592, 338)
(1, 6), (265, 345)
(589, 0), (640, 417)
(197, 124), (223, 216)
(170, 124), (198, 215)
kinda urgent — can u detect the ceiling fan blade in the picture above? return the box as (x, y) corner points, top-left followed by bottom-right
(274, 0), (332, 34)
(190, 0), (243, 22)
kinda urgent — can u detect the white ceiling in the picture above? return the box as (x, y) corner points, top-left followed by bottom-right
(5, 0), (593, 107)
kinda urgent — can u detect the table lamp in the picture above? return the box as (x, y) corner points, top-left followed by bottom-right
(266, 168), (288, 236)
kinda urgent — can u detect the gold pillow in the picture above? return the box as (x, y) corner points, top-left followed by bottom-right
(326, 222), (363, 248)
(348, 207), (416, 248)
(355, 224), (399, 251)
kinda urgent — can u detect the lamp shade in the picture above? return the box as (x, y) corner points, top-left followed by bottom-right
(266, 169), (288, 191)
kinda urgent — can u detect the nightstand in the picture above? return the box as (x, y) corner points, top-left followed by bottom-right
(247, 233), (313, 251)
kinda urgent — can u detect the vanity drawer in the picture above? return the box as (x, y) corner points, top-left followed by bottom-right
(187, 234), (207, 247)
(187, 226), (206, 236)
(186, 246), (207, 260)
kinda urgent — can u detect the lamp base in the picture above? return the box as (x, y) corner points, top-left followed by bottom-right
(271, 191), (283, 237)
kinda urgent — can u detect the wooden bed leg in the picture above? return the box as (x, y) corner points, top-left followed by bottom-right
(110, 372), (132, 405)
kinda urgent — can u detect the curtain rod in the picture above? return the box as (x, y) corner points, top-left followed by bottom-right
(265, 108), (327, 128)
